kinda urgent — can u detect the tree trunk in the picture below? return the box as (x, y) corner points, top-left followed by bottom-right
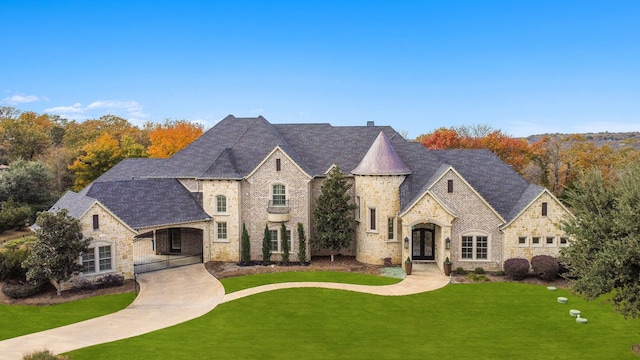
(51, 279), (61, 296)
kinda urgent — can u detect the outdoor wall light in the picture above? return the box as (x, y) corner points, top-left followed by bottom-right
(445, 237), (451, 250)
(404, 237), (409, 249)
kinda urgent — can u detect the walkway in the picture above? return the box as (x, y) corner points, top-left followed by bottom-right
(0, 263), (449, 360)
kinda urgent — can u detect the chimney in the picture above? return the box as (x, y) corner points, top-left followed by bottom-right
(367, 121), (375, 127)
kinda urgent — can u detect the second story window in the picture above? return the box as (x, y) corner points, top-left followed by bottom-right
(272, 184), (286, 206)
(276, 158), (281, 171)
(92, 214), (99, 230)
(216, 195), (227, 213)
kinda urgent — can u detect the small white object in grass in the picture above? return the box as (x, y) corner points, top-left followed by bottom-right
(557, 296), (568, 304)
(576, 314), (588, 324)
(547, 286), (557, 291)
(570, 309), (581, 317)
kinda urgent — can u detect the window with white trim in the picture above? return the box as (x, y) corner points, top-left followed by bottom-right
(559, 237), (568, 246)
(368, 207), (377, 231)
(81, 244), (113, 274)
(272, 184), (286, 206)
(216, 195), (227, 213)
(531, 236), (541, 247)
(268, 228), (291, 252)
(546, 236), (555, 246)
(217, 222), (228, 240)
(461, 235), (488, 260)
(387, 217), (396, 241)
(518, 236), (528, 247)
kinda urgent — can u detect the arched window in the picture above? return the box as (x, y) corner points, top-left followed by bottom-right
(216, 195), (227, 213)
(272, 184), (286, 206)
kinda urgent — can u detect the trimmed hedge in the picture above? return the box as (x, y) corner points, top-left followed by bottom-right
(503, 258), (530, 280)
(531, 255), (560, 281)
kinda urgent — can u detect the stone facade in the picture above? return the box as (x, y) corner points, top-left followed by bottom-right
(355, 175), (406, 264)
(501, 191), (571, 261)
(241, 148), (312, 262)
(202, 179), (242, 262)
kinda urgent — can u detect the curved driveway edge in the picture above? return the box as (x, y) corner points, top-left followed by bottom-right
(0, 264), (224, 360)
(223, 263), (450, 303)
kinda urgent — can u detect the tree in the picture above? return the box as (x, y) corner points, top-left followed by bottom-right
(0, 112), (51, 160)
(280, 222), (290, 265)
(0, 160), (54, 211)
(148, 120), (203, 158)
(262, 223), (271, 264)
(240, 223), (251, 264)
(297, 222), (307, 264)
(313, 166), (356, 261)
(23, 209), (91, 295)
(559, 164), (640, 318)
(68, 133), (123, 190)
(0, 200), (31, 233)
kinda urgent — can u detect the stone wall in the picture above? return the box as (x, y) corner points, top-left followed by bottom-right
(354, 175), (405, 265)
(429, 170), (504, 271)
(80, 204), (136, 280)
(242, 148), (311, 262)
(501, 191), (570, 263)
(202, 180), (242, 262)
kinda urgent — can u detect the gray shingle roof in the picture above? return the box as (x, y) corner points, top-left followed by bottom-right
(352, 132), (412, 175)
(72, 115), (543, 227)
(85, 178), (210, 229)
(49, 191), (96, 219)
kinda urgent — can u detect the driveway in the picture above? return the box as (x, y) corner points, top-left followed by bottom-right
(0, 264), (224, 360)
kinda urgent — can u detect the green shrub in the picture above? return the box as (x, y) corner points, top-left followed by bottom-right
(530, 255), (560, 281)
(454, 267), (467, 275)
(297, 223), (307, 264)
(504, 258), (530, 280)
(474, 267), (485, 274)
(0, 200), (31, 233)
(74, 274), (124, 291)
(0, 246), (29, 281)
(1, 281), (44, 299)
(466, 273), (489, 282)
(494, 270), (506, 276)
(240, 223), (251, 265)
(22, 349), (69, 360)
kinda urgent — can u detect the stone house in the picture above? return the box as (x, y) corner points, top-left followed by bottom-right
(49, 115), (572, 281)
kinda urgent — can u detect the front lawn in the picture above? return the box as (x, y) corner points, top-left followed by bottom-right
(0, 293), (136, 340)
(67, 279), (640, 359)
(221, 270), (401, 293)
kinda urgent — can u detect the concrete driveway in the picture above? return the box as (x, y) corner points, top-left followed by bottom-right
(0, 264), (224, 360)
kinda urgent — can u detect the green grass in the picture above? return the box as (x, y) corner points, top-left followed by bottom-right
(0, 293), (136, 340)
(67, 281), (640, 359)
(221, 271), (401, 293)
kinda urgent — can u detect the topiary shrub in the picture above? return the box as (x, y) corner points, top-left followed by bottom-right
(503, 258), (530, 280)
(531, 255), (560, 281)
(1, 281), (44, 299)
(474, 267), (485, 274)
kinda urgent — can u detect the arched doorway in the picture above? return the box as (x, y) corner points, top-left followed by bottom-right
(412, 223), (435, 260)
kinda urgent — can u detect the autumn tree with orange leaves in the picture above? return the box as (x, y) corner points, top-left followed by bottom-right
(417, 125), (536, 174)
(147, 120), (203, 158)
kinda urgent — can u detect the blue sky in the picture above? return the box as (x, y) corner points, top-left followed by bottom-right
(2, 0), (638, 139)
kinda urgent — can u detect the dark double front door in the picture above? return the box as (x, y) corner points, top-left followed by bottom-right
(412, 228), (435, 260)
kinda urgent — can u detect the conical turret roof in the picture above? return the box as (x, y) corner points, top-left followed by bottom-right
(352, 132), (412, 175)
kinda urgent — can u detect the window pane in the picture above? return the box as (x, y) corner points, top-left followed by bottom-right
(370, 208), (376, 230)
(461, 236), (473, 259)
(285, 230), (291, 249)
(387, 217), (395, 240)
(98, 246), (112, 271)
(518, 237), (527, 245)
(272, 185), (286, 206)
(82, 251), (95, 273)
(216, 196), (227, 213)
(218, 222), (228, 239)
(269, 230), (278, 252)
(476, 236), (488, 259)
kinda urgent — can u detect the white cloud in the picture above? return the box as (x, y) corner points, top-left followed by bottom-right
(1, 94), (40, 105)
(45, 103), (84, 114)
(44, 99), (149, 120)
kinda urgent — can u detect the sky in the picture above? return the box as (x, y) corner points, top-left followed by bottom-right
(1, 0), (639, 139)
